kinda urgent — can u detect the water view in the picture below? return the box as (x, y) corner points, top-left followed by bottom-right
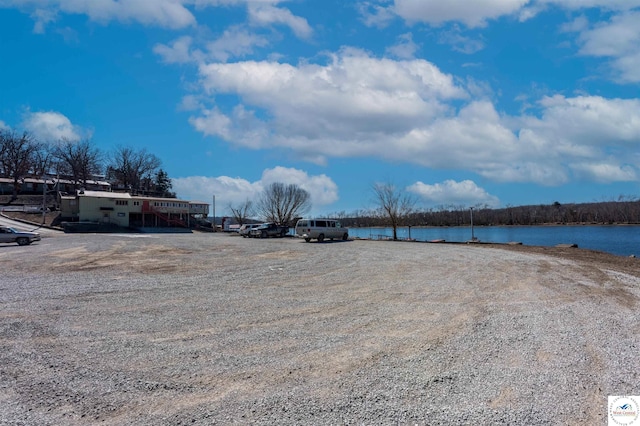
(348, 225), (640, 257)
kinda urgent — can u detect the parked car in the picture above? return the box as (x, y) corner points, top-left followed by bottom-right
(0, 226), (41, 246)
(239, 223), (262, 238)
(249, 222), (289, 238)
(295, 218), (349, 242)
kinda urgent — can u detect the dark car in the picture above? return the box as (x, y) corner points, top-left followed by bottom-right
(0, 226), (42, 246)
(249, 222), (289, 238)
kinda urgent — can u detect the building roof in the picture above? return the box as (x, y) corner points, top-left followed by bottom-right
(78, 190), (132, 199)
(75, 190), (201, 205)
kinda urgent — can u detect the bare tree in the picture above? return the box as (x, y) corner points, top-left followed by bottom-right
(52, 139), (103, 190)
(256, 182), (311, 225)
(0, 130), (41, 200)
(228, 199), (254, 226)
(372, 182), (416, 241)
(106, 146), (161, 192)
(31, 143), (54, 178)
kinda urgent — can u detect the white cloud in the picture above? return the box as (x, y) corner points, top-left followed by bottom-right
(536, 0), (640, 11)
(392, 0), (530, 28)
(408, 179), (500, 207)
(437, 26), (485, 54)
(386, 33), (420, 59)
(189, 44), (640, 186)
(376, 0), (640, 28)
(3, 0), (197, 31)
(193, 48), (467, 158)
(572, 11), (640, 83)
(4, 0), (311, 35)
(154, 27), (270, 65)
(570, 162), (637, 183)
(247, 3), (312, 39)
(357, 1), (396, 28)
(21, 111), (85, 142)
(528, 95), (640, 146)
(260, 166), (339, 206)
(205, 26), (270, 62)
(172, 166), (339, 216)
(172, 175), (260, 208)
(0, 120), (9, 131)
(153, 36), (195, 64)
(178, 95), (202, 111)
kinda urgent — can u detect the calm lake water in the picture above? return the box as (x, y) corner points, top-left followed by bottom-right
(348, 225), (640, 257)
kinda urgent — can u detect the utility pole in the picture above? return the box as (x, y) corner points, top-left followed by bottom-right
(42, 175), (47, 226)
(470, 206), (475, 242)
(212, 194), (216, 232)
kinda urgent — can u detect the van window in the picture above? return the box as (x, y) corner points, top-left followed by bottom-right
(298, 220), (308, 227)
(316, 220), (327, 227)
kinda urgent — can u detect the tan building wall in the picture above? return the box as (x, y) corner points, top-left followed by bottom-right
(78, 192), (132, 227)
(59, 190), (208, 228)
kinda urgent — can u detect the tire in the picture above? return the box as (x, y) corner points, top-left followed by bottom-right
(16, 237), (30, 246)
(261, 230), (267, 239)
(304, 238), (311, 242)
(342, 233), (349, 241)
(317, 233), (324, 243)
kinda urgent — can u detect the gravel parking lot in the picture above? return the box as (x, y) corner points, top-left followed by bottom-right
(1, 231), (639, 425)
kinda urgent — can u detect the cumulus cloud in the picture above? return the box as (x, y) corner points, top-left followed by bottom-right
(408, 179), (500, 207)
(191, 48), (467, 161)
(3, 0), (196, 31)
(247, 3), (312, 38)
(437, 26), (485, 54)
(153, 36), (195, 64)
(21, 111), (85, 142)
(187, 44), (640, 186)
(570, 162), (637, 183)
(571, 11), (640, 83)
(3, 0), (310, 37)
(357, 1), (396, 28)
(386, 33), (420, 59)
(536, 0), (640, 11)
(392, 0), (530, 28)
(367, 0), (640, 29)
(172, 166), (338, 216)
(205, 26), (270, 62)
(260, 166), (339, 206)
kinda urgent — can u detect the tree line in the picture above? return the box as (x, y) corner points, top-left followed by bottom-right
(0, 130), (174, 201)
(229, 181), (640, 233)
(327, 183), (640, 240)
(335, 198), (640, 228)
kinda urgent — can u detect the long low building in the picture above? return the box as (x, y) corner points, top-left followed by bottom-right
(59, 190), (209, 229)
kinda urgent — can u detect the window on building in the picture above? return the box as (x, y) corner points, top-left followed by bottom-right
(116, 200), (128, 206)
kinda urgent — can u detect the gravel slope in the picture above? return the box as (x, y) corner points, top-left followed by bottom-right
(1, 232), (639, 425)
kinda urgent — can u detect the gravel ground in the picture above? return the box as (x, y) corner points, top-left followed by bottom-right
(1, 231), (639, 425)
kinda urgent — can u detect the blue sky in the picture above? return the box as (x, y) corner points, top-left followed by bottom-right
(1, 0), (640, 217)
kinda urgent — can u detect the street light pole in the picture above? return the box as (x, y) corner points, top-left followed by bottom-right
(212, 194), (216, 232)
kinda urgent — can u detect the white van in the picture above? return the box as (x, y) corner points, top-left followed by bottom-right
(295, 219), (349, 242)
